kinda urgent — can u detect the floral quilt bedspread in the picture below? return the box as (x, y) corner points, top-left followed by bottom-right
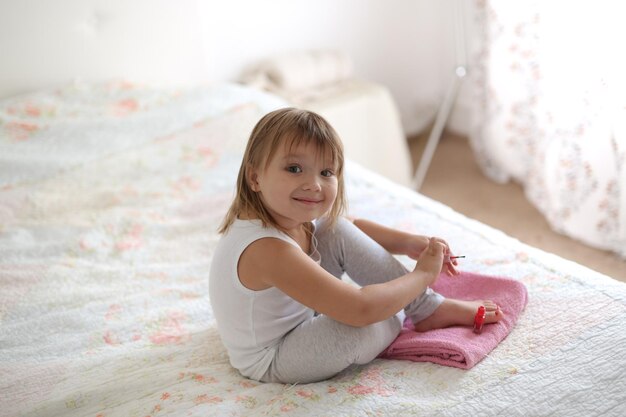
(1, 82), (625, 417)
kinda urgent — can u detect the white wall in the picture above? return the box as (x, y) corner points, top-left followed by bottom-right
(198, 0), (454, 134)
(0, 0), (474, 135)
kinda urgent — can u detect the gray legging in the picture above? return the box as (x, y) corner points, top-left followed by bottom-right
(260, 217), (444, 384)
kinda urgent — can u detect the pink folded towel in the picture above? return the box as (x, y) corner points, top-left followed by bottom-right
(380, 271), (528, 369)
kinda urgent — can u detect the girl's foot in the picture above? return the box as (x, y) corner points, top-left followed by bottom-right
(413, 299), (503, 332)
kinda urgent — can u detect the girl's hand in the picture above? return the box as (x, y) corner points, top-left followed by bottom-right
(414, 237), (446, 284)
(404, 235), (430, 261)
(407, 235), (459, 277)
(443, 252), (460, 276)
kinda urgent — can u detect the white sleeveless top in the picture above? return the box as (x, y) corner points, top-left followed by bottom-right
(209, 219), (319, 380)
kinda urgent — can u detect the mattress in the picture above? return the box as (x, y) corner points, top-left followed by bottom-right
(1, 82), (625, 417)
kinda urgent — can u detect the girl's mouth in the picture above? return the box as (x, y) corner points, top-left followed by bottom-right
(294, 197), (322, 205)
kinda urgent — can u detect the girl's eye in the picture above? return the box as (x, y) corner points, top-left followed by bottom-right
(287, 165), (302, 173)
(321, 169), (334, 177)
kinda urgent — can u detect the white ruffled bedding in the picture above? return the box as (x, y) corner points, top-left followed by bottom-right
(1, 82), (625, 417)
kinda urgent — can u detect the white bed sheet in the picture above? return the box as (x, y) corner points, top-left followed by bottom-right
(1, 82), (625, 417)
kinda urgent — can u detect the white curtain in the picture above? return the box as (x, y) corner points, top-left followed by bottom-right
(469, 0), (626, 258)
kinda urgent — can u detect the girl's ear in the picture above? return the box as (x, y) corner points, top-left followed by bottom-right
(247, 164), (260, 192)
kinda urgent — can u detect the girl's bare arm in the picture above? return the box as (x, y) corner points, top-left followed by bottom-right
(352, 218), (429, 256)
(238, 237), (445, 327)
(352, 218), (458, 275)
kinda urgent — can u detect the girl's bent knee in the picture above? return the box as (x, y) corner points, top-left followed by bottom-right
(342, 317), (402, 363)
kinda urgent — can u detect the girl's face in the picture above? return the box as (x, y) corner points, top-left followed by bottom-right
(249, 141), (338, 231)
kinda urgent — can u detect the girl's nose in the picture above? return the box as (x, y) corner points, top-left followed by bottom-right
(302, 175), (322, 191)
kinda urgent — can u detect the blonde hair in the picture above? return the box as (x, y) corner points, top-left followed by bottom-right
(219, 107), (347, 233)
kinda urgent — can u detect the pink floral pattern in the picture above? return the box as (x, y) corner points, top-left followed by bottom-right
(148, 311), (191, 346)
(470, 1), (626, 258)
(1, 82), (625, 416)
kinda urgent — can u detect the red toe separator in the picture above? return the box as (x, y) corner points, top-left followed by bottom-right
(473, 305), (486, 334)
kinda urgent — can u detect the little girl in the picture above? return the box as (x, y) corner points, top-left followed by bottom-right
(209, 108), (502, 384)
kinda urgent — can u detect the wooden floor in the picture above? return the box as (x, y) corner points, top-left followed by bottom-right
(408, 130), (626, 283)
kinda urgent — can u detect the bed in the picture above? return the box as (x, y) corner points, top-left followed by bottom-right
(2, 81), (626, 417)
